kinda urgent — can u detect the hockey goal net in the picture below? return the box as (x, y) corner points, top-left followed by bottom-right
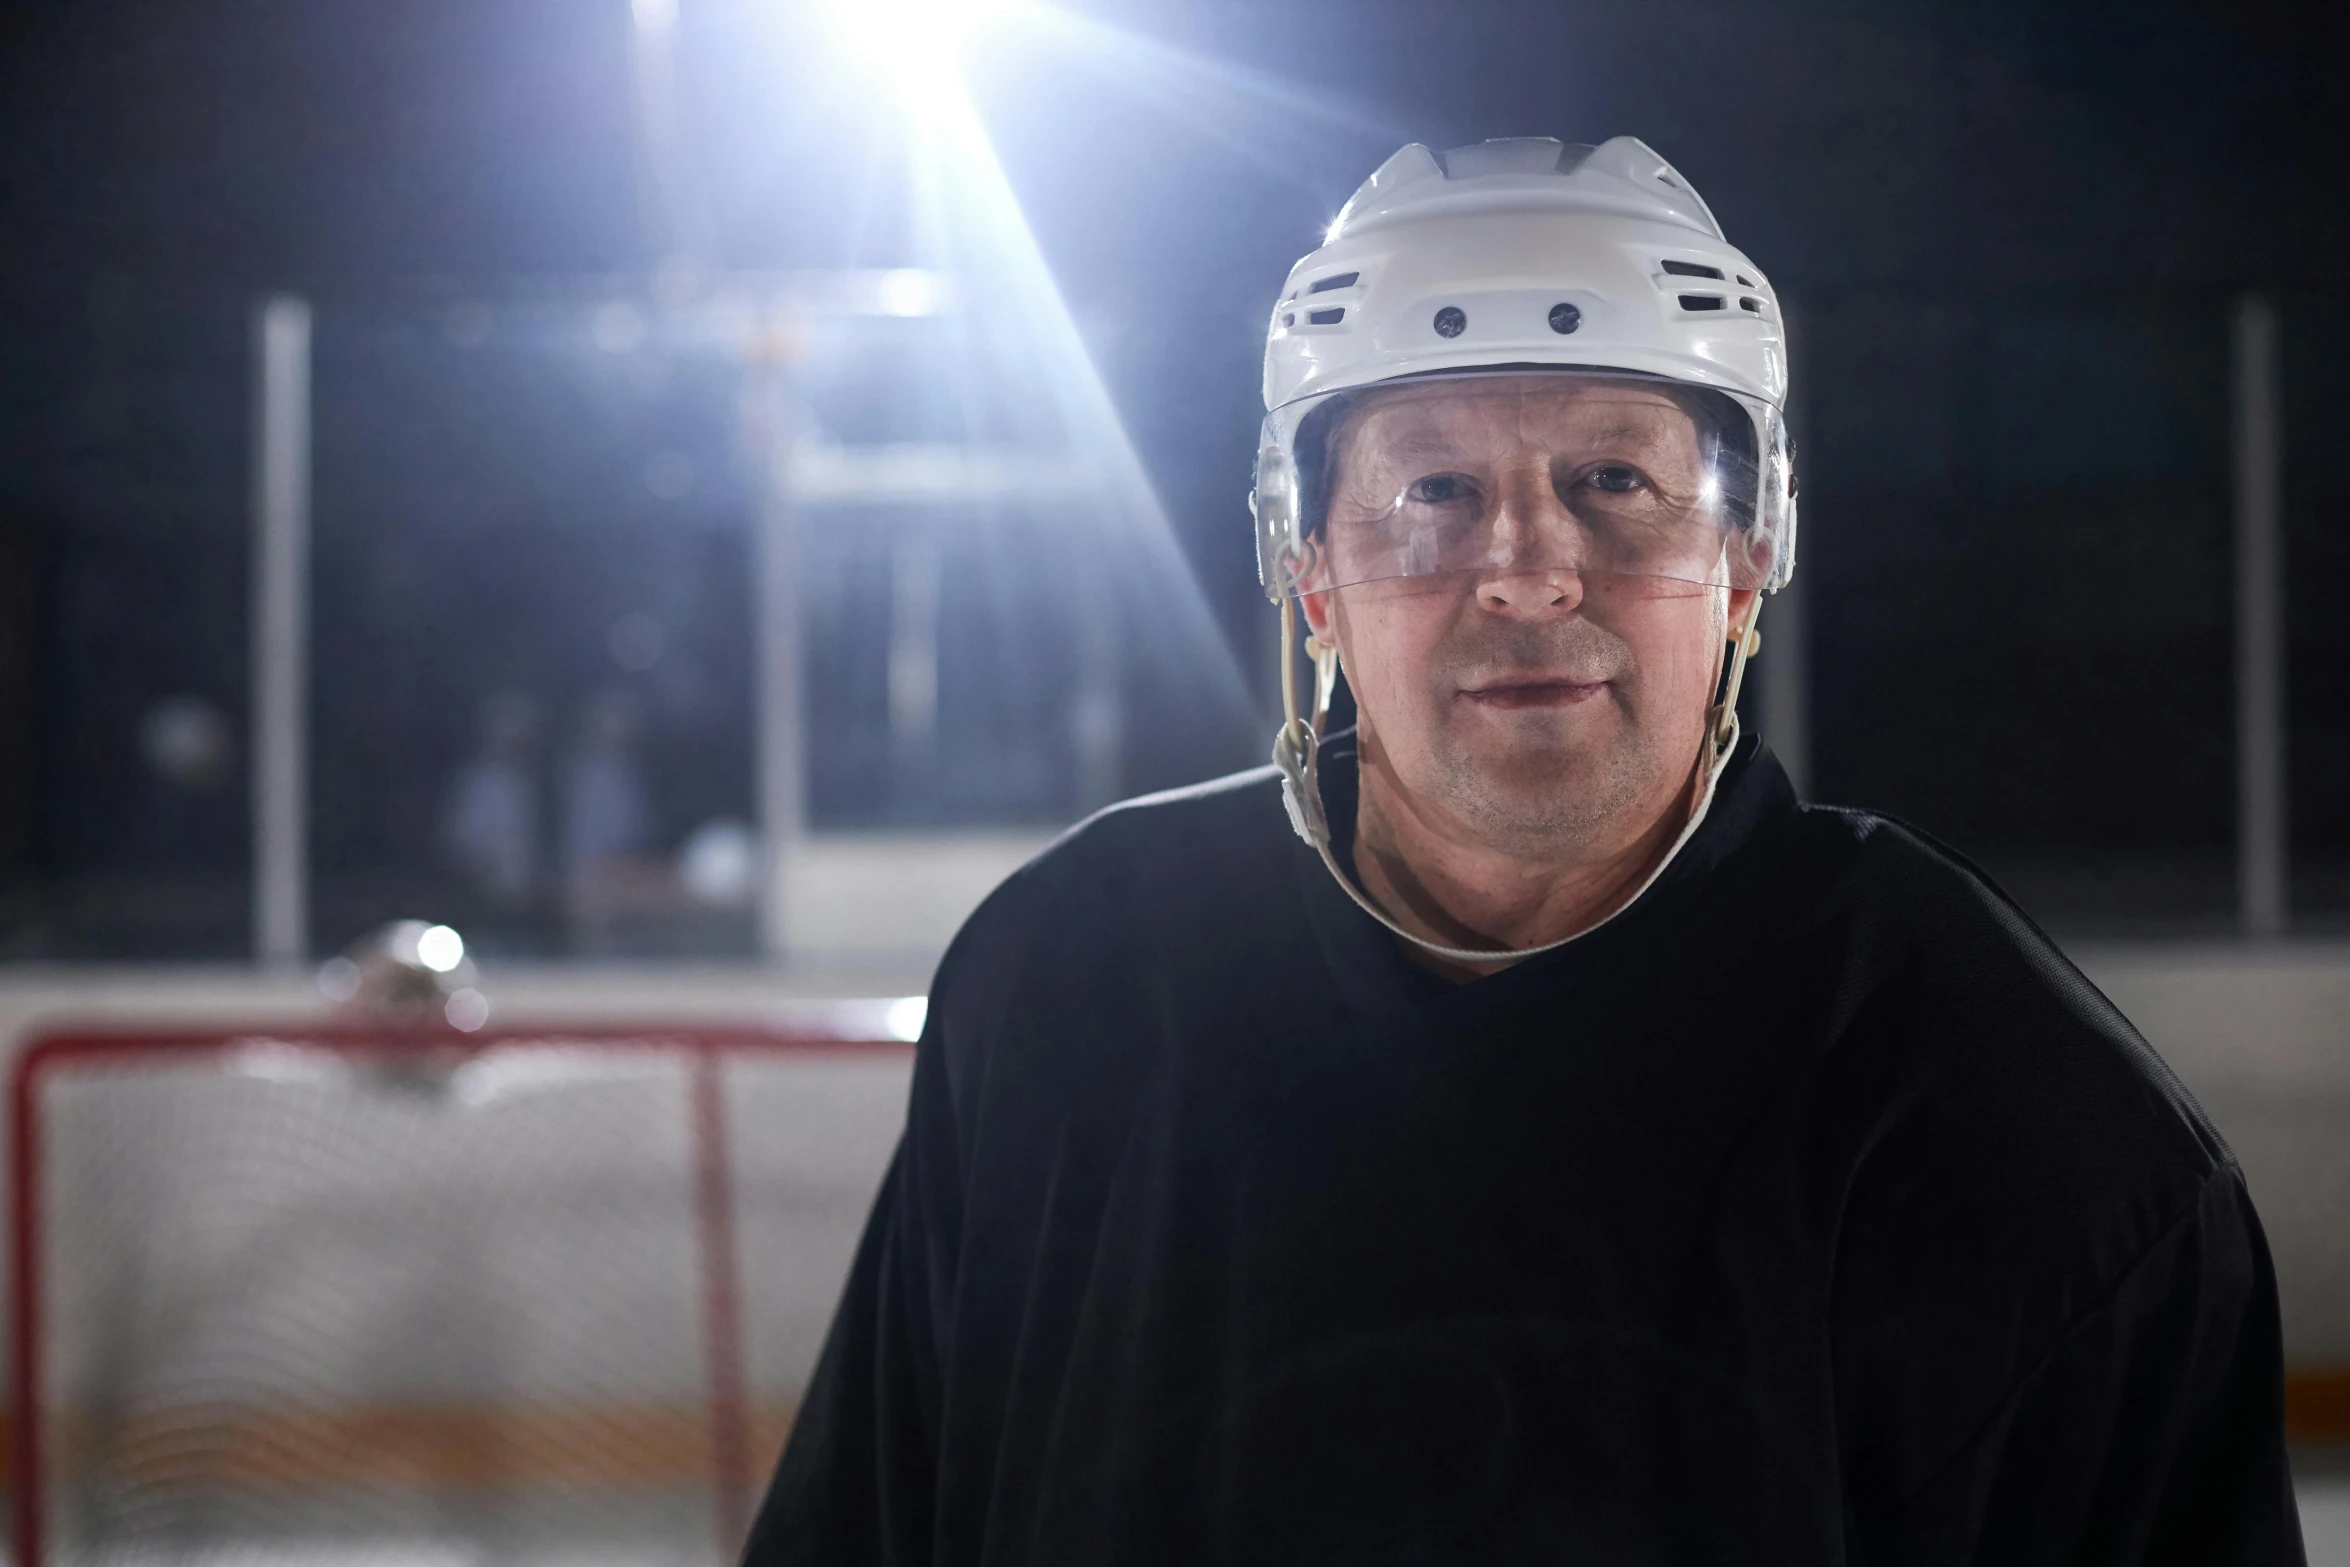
(9, 1024), (912, 1567)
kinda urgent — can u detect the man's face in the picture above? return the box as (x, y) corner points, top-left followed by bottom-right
(1296, 374), (1753, 856)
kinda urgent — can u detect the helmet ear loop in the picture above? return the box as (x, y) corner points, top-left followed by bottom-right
(1273, 565), (1335, 848)
(1305, 627), (1341, 737)
(1706, 594), (1763, 768)
(1276, 545), (1341, 743)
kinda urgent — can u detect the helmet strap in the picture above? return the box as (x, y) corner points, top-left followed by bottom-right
(1273, 595), (1329, 845)
(1707, 597), (1764, 767)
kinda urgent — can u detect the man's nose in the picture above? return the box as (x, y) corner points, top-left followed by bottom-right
(1477, 462), (1584, 615)
(1477, 566), (1586, 617)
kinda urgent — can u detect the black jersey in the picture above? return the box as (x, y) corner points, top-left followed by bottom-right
(745, 734), (2301, 1565)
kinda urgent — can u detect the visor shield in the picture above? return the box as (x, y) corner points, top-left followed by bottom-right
(1254, 369), (1792, 601)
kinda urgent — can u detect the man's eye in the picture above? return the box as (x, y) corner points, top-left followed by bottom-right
(1583, 464), (1646, 494)
(1404, 474), (1475, 504)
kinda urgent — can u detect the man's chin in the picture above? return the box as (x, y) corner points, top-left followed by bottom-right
(1445, 702), (1618, 767)
(1433, 740), (1628, 827)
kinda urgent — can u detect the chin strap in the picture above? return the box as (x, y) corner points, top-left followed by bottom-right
(1711, 601), (1763, 757)
(1273, 596), (1762, 967)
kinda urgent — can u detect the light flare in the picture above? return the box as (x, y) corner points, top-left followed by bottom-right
(819, 0), (1021, 99)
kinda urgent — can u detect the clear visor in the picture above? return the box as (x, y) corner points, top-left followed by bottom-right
(1253, 368), (1794, 602)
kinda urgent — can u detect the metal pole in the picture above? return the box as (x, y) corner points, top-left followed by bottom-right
(627, 0), (709, 269)
(2233, 294), (2286, 937)
(689, 1042), (753, 1554)
(888, 535), (940, 757)
(251, 296), (312, 966)
(11, 1048), (53, 1567)
(746, 338), (803, 961)
(1071, 539), (1123, 813)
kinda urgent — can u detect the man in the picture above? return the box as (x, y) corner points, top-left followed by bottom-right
(747, 137), (2301, 1563)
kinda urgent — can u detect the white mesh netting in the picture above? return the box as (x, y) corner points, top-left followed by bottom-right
(15, 1032), (910, 1567)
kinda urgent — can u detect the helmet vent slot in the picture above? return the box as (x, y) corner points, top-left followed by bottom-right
(1679, 294), (1727, 311)
(1306, 308), (1346, 326)
(1307, 272), (1359, 295)
(1739, 297), (1764, 313)
(1736, 274), (1756, 287)
(1661, 260), (1724, 280)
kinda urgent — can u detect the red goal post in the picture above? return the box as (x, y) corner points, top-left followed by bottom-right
(8, 1022), (912, 1567)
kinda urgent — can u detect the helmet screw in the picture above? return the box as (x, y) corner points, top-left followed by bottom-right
(1432, 306), (1466, 338)
(1547, 301), (1582, 334)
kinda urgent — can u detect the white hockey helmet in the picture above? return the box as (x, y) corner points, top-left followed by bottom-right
(1252, 135), (1797, 604)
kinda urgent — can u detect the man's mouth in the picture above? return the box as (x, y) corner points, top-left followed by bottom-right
(1458, 676), (1609, 711)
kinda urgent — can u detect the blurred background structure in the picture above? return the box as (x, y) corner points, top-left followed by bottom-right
(0, 0), (2345, 1559)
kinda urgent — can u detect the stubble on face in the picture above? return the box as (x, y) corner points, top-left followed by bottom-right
(1347, 588), (1716, 863)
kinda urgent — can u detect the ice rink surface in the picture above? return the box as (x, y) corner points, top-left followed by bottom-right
(0, 1478), (2340, 1564)
(2302, 1456), (2350, 1566)
(0, 1489), (720, 1566)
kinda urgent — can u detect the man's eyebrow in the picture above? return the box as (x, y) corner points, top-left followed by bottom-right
(1570, 419), (1677, 447)
(1376, 431), (1477, 460)
(1339, 424), (1478, 467)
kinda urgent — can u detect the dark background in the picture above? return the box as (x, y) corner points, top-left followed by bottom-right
(0, 0), (2343, 954)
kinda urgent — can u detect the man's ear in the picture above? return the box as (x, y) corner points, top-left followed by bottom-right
(1727, 586), (1759, 640)
(1298, 586), (1340, 647)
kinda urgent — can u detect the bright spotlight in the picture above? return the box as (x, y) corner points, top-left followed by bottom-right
(822, 0), (1016, 92)
(415, 924), (466, 974)
(883, 996), (929, 1042)
(874, 268), (948, 317)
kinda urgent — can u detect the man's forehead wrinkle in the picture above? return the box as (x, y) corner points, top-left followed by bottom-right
(1337, 404), (1508, 481)
(1346, 407), (1688, 468)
